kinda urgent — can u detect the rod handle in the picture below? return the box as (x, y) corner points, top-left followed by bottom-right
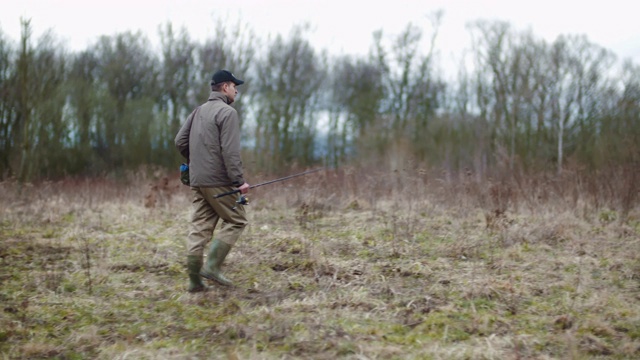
(214, 189), (240, 198)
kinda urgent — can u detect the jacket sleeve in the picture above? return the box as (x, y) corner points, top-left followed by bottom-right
(174, 108), (197, 160)
(219, 108), (245, 186)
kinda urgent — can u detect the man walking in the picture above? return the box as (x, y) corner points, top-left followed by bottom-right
(175, 70), (249, 292)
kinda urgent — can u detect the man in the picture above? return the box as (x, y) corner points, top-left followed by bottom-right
(175, 70), (250, 292)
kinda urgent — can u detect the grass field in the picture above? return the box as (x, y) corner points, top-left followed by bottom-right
(1, 169), (639, 359)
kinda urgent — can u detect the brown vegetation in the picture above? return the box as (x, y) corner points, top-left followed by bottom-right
(0, 167), (638, 359)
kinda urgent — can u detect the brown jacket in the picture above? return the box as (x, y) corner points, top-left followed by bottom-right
(175, 92), (245, 187)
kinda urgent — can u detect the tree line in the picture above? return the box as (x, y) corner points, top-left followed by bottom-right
(0, 16), (638, 182)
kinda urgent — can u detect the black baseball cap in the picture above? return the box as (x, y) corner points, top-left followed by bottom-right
(211, 70), (244, 85)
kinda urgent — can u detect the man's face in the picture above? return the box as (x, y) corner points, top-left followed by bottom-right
(223, 82), (238, 103)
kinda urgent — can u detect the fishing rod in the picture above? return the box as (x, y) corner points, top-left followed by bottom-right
(215, 168), (324, 205)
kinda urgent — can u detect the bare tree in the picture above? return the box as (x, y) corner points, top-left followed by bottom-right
(367, 12), (444, 168)
(16, 19), (34, 182)
(92, 31), (158, 170)
(157, 23), (197, 165)
(253, 26), (325, 172)
(547, 35), (614, 173)
(67, 50), (99, 172)
(328, 55), (385, 165)
(0, 28), (16, 177)
(29, 31), (68, 177)
(598, 61), (640, 165)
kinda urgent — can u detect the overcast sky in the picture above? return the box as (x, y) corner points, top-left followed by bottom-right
(1, 0), (639, 75)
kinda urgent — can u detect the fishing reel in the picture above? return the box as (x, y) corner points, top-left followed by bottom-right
(236, 194), (249, 206)
(231, 194), (249, 211)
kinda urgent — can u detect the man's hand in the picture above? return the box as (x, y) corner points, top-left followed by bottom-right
(238, 182), (250, 194)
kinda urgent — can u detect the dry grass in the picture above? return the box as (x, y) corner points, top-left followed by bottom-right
(0, 168), (639, 359)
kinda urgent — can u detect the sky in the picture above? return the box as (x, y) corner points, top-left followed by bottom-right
(1, 0), (639, 77)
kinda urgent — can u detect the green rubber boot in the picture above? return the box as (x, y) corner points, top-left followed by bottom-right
(200, 239), (233, 286)
(186, 255), (206, 293)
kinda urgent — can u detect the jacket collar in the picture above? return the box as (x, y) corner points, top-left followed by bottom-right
(208, 91), (231, 104)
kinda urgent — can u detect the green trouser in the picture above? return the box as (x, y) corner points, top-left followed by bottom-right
(186, 186), (248, 257)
